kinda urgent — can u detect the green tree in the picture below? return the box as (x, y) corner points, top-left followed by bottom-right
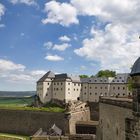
(96, 70), (116, 78)
(127, 78), (133, 92)
(79, 75), (89, 78)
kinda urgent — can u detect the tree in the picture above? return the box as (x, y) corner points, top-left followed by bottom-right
(96, 70), (116, 78)
(79, 75), (89, 78)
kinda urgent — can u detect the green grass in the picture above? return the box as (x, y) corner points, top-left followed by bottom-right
(0, 133), (30, 140)
(0, 97), (34, 107)
(0, 97), (65, 112)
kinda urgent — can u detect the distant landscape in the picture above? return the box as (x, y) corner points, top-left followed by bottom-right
(0, 91), (36, 97)
(0, 91), (36, 107)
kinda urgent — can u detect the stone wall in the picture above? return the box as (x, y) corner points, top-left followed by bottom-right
(97, 98), (133, 140)
(31, 134), (96, 140)
(0, 107), (91, 136)
(0, 109), (65, 136)
(66, 109), (90, 134)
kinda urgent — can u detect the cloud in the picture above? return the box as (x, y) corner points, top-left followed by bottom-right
(71, 0), (140, 26)
(0, 59), (26, 72)
(0, 3), (5, 19)
(9, 0), (37, 6)
(59, 35), (71, 42)
(80, 65), (87, 70)
(30, 70), (46, 76)
(42, 1), (79, 26)
(43, 41), (53, 49)
(0, 24), (5, 28)
(53, 43), (71, 51)
(45, 54), (64, 61)
(74, 23), (140, 73)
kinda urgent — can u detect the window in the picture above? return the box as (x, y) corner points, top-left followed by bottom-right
(117, 80), (119, 82)
(119, 77), (122, 79)
(54, 83), (56, 85)
(56, 88), (58, 91)
(74, 88), (75, 91)
(95, 93), (97, 95)
(118, 87), (120, 90)
(123, 93), (125, 96)
(105, 93), (107, 96)
(84, 92), (86, 95)
(46, 94), (48, 96)
(100, 87), (102, 89)
(68, 88), (70, 91)
(90, 93), (92, 95)
(113, 87), (115, 89)
(68, 83), (70, 85)
(61, 88), (62, 90)
(47, 88), (49, 90)
(90, 87), (91, 89)
(105, 87), (107, 89)
(100, 80), (102, 82)
(78, 83), (80, 86)
(48, 83), (49, 85)
(95, 87), (97, 89)
(74, 83), (76, 86)
(95, 80), (97, 82)
(123, 87), (125, 90)
(61, 83), (63, 85)
(77, 89), (78, 91)
(85, 87), (86, 89)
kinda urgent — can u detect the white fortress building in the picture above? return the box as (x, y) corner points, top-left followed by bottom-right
(37, 71), (132, 104)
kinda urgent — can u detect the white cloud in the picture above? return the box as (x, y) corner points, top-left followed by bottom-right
(0, 24), (5, 28)
(8, 74), (33, 82)
(42, 1), (79, 26)
(53, 43), (71, 51)
(59, 35), (71, 42)
(80, 65), (87, 70)
(31, 70), (46, 76)
(45, 54), (64, 61)
(0, 59), (26, 72)
(10, 0), (37, 6)
(43, 41), (53, 49)
(0, 3), (5, 20)
(74, 23), (140, 73)
(71, 0), (140, 26)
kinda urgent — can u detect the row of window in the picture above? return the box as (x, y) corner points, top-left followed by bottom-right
(82, 86), (126, 90)
(113, 87), (125, 90)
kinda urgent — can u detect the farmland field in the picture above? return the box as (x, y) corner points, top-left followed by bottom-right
(0, 96), (34, 107)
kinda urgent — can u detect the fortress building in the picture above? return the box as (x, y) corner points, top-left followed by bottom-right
(98, 57), (140, 140)
(37, 71), (131, 104)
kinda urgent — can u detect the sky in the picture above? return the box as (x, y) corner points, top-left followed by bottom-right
(0, 0), (140, 91)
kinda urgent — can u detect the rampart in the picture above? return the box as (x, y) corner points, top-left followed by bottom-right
(0, 109), (65, 136)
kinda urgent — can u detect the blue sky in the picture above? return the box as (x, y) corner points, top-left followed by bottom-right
(0, 0), (140, 91)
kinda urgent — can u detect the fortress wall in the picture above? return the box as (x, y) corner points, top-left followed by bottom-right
(0, 109), (65, 136)
(97, 98), (133, 140)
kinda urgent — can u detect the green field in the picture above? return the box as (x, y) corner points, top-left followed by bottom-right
(0, 133), (30, 140)
(0, 97), (65, 112)
(0, 97), (34, 107)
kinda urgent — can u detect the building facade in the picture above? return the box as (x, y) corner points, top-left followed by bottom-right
(37, 71), (131, 104)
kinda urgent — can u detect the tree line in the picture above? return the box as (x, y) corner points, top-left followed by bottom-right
(79, 70), (116, 78)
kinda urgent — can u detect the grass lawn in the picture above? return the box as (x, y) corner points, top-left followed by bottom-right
(0, 97), (65, 112)
(0, 133), (30, 140)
